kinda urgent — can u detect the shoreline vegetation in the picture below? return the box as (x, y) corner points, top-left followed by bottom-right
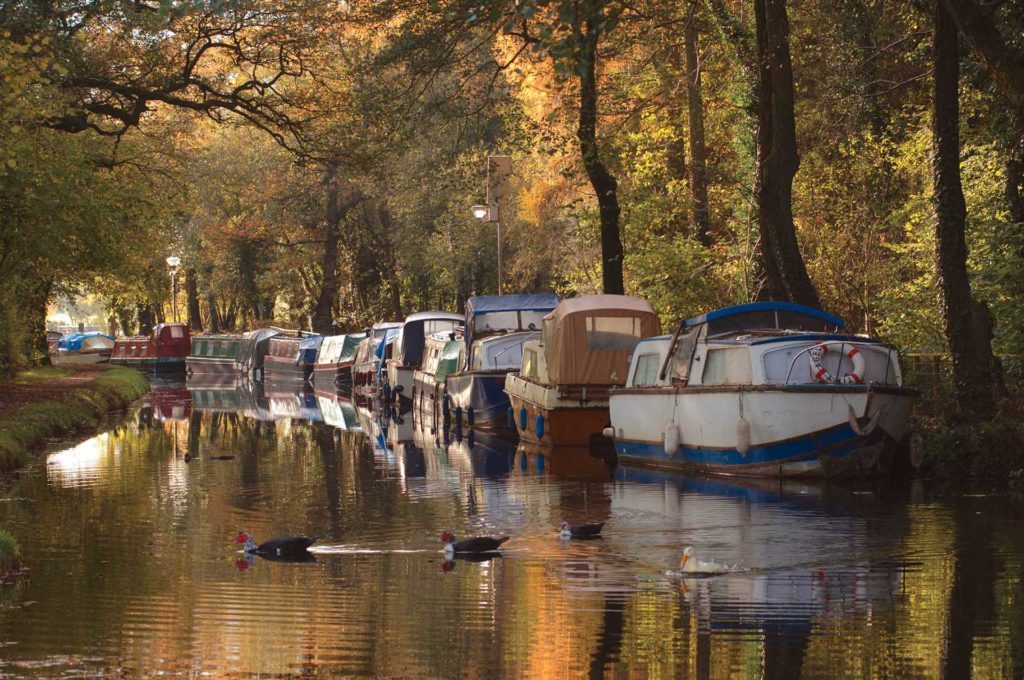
(0, 365), (149, 474)
(0, 528), (19, 580)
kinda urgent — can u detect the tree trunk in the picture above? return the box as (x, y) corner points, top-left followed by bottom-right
(312, 166), (342, 335)
(136, 303), (154, 335)
(577, 3), (625, 295)
(753, 0), (820, 308)
(685, 19), (712, 246)
(932, 0), (994, 417)
(185, 267), (203, 333)
(205, 289), (221, 334)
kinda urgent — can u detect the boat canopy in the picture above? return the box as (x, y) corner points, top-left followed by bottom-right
(58, 332), (115, 352)
(393, 311), (462, 367)
(235, 328), (280, 370)
(374, 328), (401, 361)
(543, 295), (661, 386)
(434, 339), (463, 384)
(297, 336), (323, 365)
(683, 302), (844, 335)
(316, 333), (368, 365)
(470, 330), (538, 371)
(463, 294), (559, 358)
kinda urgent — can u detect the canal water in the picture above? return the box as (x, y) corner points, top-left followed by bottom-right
(1, 380), (1022, 678)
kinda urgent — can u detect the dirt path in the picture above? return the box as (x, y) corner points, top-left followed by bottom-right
(0, 365), (109, 418)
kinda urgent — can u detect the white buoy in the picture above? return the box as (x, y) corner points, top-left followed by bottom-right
(663, 422), (680, 455)
(736, 417), (751, 456)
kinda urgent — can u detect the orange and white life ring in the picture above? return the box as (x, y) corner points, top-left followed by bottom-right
(809, 343), (865, 385)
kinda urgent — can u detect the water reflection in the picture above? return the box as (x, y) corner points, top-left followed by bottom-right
(1, 380), (1022, 677)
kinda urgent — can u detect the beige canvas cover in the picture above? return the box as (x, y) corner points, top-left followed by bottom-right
(544, 295), (661, 386)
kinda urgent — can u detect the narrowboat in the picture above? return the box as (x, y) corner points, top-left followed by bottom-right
(353, 322), (402, 389)
(505, 295), (661, 447)
(386, 311), (462, 404)
(445, 294), (559, 430)
(110, 323), (191, 373)
(186, 335), (242, 376)
(606, 302), (917, 478)
(263, 334), (322, 385)
(313, 332), (368, 387)
(412, 331), (462, 422)
(235, 328), (281, 381)
(52, 332), (115, 365)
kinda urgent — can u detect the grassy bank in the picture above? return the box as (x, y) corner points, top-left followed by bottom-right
(914, 416), (1024, 484)
(0, 366), (150, 472)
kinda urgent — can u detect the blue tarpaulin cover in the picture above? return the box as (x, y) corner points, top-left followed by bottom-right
(58, 332), (115, 351)
(296, 336), (323, 365)
(462, 294), (559, 367)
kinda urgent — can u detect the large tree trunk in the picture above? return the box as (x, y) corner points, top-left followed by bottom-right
(685, 19), (712, 246)
(664, 46), (688, 237)
(932, 0), (994, 417)
(312, 166), (343, 335)
(753, 0), (821, 308)
(185, 267), (203, 333)
(577, 3), (625, 295)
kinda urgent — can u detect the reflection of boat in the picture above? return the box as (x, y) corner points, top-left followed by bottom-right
(148, 385), (193, 421)
(110, 323), (191, 373)
(608, 302), (917, 478)
(506, 296), (660, 446)
(446, 294), (558, 429)
(187, 376), (262, 413)
(264, 385), (322, 422)
(313, 333), (367, 388)
(514, 441), (615, 480)
(447, 430), (517, 478)
(52, 332), (115, 365)
(314, 389), (361, 431)
(186, 334), (243, 376)
(386, 312), (462, 405)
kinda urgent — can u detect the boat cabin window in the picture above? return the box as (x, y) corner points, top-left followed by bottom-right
(702, 348), (752, 385)
(632, 353), (660, 387)
(706, 310), (836, 337)
(170, 325), (185, 338)
(585, 316), (642, 351)
(670, 326), (700, 383)
(521, 348), (538, 380)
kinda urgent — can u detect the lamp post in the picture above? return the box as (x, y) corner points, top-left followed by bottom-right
(471, 204), (502, 295)
(166, 255), (181, 323)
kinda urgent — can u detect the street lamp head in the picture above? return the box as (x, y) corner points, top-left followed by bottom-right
(166, 255), (181, 269)
(471, 205), (489, 220)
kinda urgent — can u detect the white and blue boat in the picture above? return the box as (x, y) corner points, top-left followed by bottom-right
(445, 294), (559, 429)
(386, 311), (462, 404)
(607, 302), (916, 478)
(52, 332), (115, 365)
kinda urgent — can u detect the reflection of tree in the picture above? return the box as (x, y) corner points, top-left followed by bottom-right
(587, 593), (625, 679)
(943, 502), (995, 678)
(314, 423), (344, 536)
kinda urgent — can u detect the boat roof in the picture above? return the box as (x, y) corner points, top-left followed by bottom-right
(683, 302), (845, 329)
(402, 311), (462, 324)
(549, 294), (655, 320)
(465, 294), (559, 316)
(372, 321), (402, 330)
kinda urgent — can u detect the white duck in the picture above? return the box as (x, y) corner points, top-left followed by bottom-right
(678, 546), (733, 575)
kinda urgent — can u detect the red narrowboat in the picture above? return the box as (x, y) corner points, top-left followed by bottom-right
(110, 323), (191, 373)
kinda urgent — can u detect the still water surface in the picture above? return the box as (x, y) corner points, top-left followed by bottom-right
(1, 380), (1022, 677)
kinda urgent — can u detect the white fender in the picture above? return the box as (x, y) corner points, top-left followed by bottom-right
(663, 422), (680, 455)
(736, 417), (751, 456)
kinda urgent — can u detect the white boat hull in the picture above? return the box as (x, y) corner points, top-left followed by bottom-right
(609, 386), (915, 478)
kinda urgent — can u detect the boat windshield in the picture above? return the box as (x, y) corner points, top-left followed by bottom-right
(706, 309), (837, 337)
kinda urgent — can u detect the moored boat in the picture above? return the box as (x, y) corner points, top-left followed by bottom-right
(446, 294), (559, 430)
(235, 328), (281, 381)
(505, 295), (661, 447)
(52, 332), (115, 365)
(353, 322), (401, 390)
(412, 331), (462, 423)
(607, 302), (917, 478)
(313, 332), (367, 387)
(110, 323), (191, 373)
(386, 311), (462, 404)
(186, 334), (242, 376)
(264, 334), (321, 385)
